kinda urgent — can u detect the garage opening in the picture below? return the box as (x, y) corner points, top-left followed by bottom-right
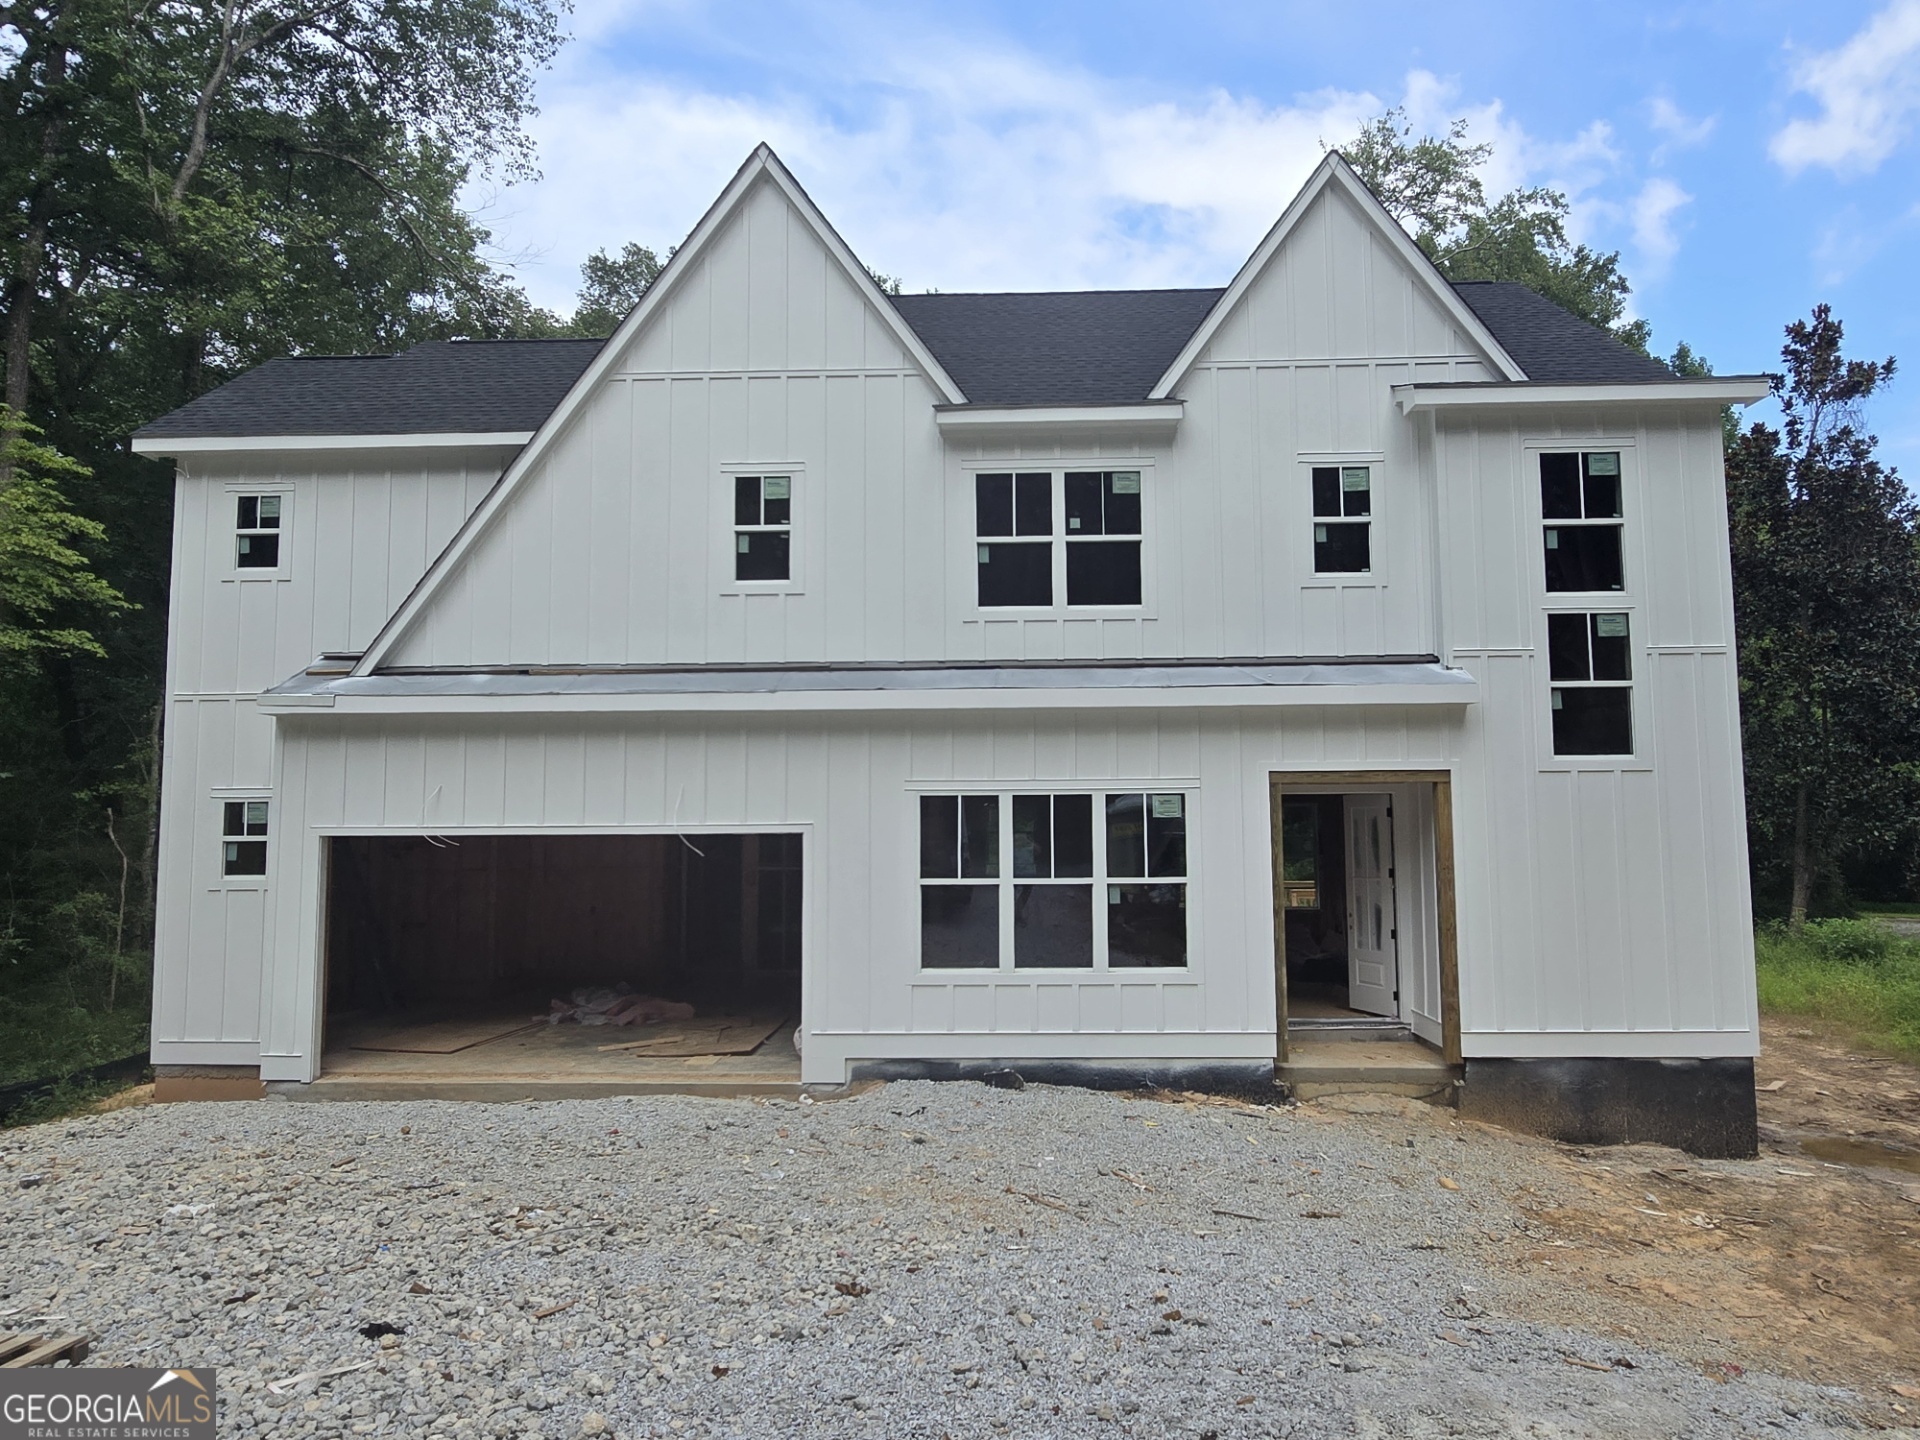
(320, 833), (802, 1088)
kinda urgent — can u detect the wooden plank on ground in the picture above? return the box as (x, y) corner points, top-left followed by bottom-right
(597, 1016), (788, 1057)
(350, 1018), (543, 1054)
(0, 1334), (38, 1364)
(2, 1335), (89, 1368)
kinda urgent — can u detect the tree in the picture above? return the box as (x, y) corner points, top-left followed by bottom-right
(0, 411), (129, 667)
(1337, 110), (1649, 352)
(1725, 306), (1920, 925)
(569, 243), (666, 336)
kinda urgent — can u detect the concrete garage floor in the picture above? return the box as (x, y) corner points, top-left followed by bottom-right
(301, 1014), (803, 1101)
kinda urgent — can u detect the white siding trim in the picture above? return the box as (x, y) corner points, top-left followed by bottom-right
(151, 1040), (263, 1066)
(1460, 1029), (1759, 1059)
(1395, 379), (1771, 413)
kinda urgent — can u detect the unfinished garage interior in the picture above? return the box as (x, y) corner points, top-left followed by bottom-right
(319, 833), (803, 1093)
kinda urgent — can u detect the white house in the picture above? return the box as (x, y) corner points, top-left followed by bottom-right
(132, 146), (1771, 1154)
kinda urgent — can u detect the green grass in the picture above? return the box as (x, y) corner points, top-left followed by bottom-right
(1754, 918), (1920, 1063)
(1857, 901), (1920, 918)
(0, 968), (148, 1089)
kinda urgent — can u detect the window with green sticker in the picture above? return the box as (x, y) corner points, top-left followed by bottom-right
(1547, 610), (1634, 755)
(1541, 452), (1624, 592)
(1309, 465), (1371, 574)
(733, 475), (792, 582)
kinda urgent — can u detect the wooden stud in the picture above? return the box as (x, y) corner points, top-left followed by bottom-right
(1267, 776), (1290, 1065)
(1434, 778), (1463, 1067)
(0, 1334), (37, 1364)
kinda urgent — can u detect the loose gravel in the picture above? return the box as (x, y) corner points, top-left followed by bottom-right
(0, 1082), (1873, 1438)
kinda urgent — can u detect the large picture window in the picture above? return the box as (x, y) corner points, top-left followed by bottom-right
(1548, 611), (1634, 755)
(1541, 451), (1623, 592)
(919, 790), (1187, 969)
(975, 470), (1144, 609)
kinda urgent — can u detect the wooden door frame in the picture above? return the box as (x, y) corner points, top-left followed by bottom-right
(1268, 770), (1462, 1065)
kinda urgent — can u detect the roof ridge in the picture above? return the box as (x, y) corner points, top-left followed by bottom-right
(893, 286), (1227, 300)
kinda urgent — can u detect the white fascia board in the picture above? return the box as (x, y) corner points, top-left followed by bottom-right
(934, 402), (1184, 431)
(1459, 1029), (1759, 1059)
(1147, 154), (1526, 401)
(130, 431), (532, 456)
(350, 144), (964, 679)
(1393, 377), (1772, 414)
(258, 680), (1478, 717)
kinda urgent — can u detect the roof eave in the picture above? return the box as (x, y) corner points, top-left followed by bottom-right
(129, 430), (534, 457)
(1392, 377), (1772, 414)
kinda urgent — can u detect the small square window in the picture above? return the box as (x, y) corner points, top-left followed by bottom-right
(236, 494), (284, 570)
(221, 799), (268, 876)
(1310, 465), (1372, 574)
(732, 476), (792, 583)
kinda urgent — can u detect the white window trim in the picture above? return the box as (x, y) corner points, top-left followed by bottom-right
(1525, 440), (1651, 772)
(960, 461), (1157, 620)
(716, 462), (806, 596)
(213, 794), (272, 890)
(914, 785), (1194, 975)
(1298, 451), (1385, 587)
(220, 484), (293, 583)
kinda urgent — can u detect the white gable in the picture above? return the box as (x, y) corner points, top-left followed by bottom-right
(1153, 156), (1523, 392)
(361, 149), (957, 672)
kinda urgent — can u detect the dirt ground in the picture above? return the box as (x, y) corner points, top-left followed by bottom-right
(1406, 1016), (1920, 1425)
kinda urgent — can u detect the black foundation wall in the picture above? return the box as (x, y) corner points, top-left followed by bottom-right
(850, 1058), (1275, 1097)
(1459, 1057), (1757, 1159)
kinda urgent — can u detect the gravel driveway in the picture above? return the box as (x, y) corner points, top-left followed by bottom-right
(0, 1082), (1869, 1438)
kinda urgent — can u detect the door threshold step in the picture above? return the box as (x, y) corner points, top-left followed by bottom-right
(1288, 1019), (1417, 1042)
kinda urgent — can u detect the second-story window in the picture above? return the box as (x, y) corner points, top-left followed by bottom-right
(236, 494), (282, 569)
(1548, 611), (1633, 755)
(1541, 451), (1623, 592)
(1311, 465), (1371, 573)
(976, 472), (1053, 606)
(222, 800), (269, 876)
(976, 470), (1145, 609)
(734, 475), (791, 582)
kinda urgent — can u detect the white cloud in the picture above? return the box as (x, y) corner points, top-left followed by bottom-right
(1629, 177), (1693, 277)
(475, 26), (1651, 314)
(1647, 97), (1715, 159)
(1771, 0), (1920, 176)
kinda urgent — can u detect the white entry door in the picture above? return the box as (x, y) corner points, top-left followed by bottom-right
(1345, 795), (1399, 1017)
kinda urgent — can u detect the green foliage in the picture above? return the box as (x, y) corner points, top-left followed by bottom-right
(866, 269), (905, 296)
(1754, 920), (1920, 1061)
(1727, 307), (1920, 923)
(1337, 109), (1649, 352)
(569, 243), (667, 336)
(0, 413), (132, 666)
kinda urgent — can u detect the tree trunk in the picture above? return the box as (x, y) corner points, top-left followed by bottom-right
(1788, 779), (1812, 931)
(2, 38), (69, 433)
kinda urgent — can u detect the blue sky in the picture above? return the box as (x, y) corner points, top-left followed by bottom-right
(476, 0), (1920, 475)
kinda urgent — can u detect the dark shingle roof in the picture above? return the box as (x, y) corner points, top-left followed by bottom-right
(890, 289), (1226, 406)
(1449, 281), (1670, 383)
(135, 278), (1677, 441)
(133, 338), (605, 438)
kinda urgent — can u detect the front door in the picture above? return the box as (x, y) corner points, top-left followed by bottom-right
(1345, 795), (1398, 1017)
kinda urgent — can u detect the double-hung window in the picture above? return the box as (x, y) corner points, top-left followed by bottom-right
(975, 472), (1053, 606)
(222, 800), (269, 877)
(1548, 612), (1634, 755)
(1310, 465), (1371, 574)
(918, 790), (1187, 970)
(734, 475), (792, 582)
(1541, 451), (1623, 592)
(236, 495), (282, 570)
(974, 470), (1144, 609)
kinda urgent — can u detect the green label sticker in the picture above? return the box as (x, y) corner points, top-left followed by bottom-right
(1551, 690), (1564, 709)
(1545, 529), (1560, 549)
(978, 545), (991, 563)
(1595, 613), (1629, 638)
(762, 476), (790, 499)
(1150, 794), (1183, 819)
(1586, 453), (1619, 476)
(1342, 467), (1370, 490)
(1314, 525), (1328, 543)
(258, 495), (282, 521)
(738, 536), (752, 553)
(1109, 886), (1122, 904)
(1110, 472), (1141, 494)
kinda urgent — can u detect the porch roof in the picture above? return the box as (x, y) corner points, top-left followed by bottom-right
(258, 658), (1479, 716)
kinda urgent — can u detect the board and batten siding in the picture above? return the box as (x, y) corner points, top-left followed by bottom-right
(151, 449), (511, 1064)
(256, 706), (1460, 1083)
(383, 180), (1497, 671)
(1432, 404), (1758, 1056)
